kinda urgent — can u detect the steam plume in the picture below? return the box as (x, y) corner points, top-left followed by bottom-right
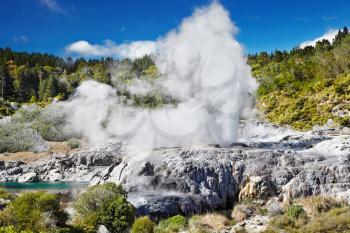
(59, 2), (257, 150)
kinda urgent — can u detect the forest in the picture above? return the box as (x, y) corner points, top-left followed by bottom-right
(249, 27), (350, 129)
(0, 27), (349, 131)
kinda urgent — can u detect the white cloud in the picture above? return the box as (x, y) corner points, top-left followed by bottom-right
(300, 29), (338, 48)
(13, 35), (29, 43)
(40, 0), (66, 14)
(65, 40), (157, 59)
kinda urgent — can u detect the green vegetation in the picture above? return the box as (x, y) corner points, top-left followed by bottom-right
(0, 50), (173, 154)
(0, 189), (13, 201)
(0, 48), (169, 120)
(0, 191), (68, 232)
(73, 182), (135, 233)
(130, 216), (155, 233)
(262, 196), (350, 233)
(249, 27), (350, 130)
(0, 104), (74, 153)
(0, 226), (34, 233)
(66, 138), (80, 149)
(155, 215), (188, 233)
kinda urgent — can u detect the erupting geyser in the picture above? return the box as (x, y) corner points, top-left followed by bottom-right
(58, 2), (257, 150)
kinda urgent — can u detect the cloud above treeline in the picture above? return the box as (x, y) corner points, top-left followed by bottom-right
(299, 28), (339, 48)
(65, 40), (157, 59)
(13, 35), (29, 43)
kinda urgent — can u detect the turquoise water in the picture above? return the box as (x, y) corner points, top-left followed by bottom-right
(0, 182), (88, 191)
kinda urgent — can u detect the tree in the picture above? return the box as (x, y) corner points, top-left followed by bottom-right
(0, 191), (68, 232)
(73, 183), (135, 233)
(43, 75), (58, 101)
(315, 39), (332, 51)
(98, 196), (135, 233)
(131, 55), (155, 77)
(38, 78), (47, 101)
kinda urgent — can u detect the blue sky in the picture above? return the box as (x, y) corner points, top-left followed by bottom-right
(0, 0), (349, 57)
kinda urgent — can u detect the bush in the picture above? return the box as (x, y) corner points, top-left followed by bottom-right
(66, 138), (80, 149)
(73, 183), (134, 233)
(10, 105), (75, 142)
(0, 104), (80, 153)
(74, 183), (126, 218)
(297, 196), (344, 217)
(286, 205), (306, 219)
(265, 196), (350, 233)
(0, 226), (34, 233)
(98, 196), (135, 233)
(0, 100), (16, 117)
(0, 191), (68, 232)
(156, 215), (188, 233)
(0, 122), (48, 153)
(131, 216), (155, 233)
(0, 189), (14, 201)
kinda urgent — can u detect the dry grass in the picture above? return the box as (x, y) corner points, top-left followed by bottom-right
(0, 141), (73, 163)
(297, 196), (345, 217)
(232, 204), (256, 222)
(190, 213), (230, 231)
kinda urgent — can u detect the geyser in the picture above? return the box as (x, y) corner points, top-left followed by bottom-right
(58, 2), (257, 150)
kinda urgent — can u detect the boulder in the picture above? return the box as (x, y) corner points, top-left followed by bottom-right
(18, 172), (38, 182)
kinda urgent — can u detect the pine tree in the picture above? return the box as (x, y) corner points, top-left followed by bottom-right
(43, 75), (58, 101)
(38, 78), (47, 101)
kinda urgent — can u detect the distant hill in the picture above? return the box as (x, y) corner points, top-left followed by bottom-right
(249, 27), (350, 130)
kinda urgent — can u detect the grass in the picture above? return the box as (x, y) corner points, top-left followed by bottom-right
(262, 196), (350, 233)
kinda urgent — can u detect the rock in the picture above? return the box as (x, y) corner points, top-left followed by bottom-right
(266, 197), (283, 216)
(1, 124), (350, 218)
(238, 176), (276, 201)
(47, 169), (62, 182)
(97, 225), (110, 233)
(18, 172), (38, 182)
(230, 215), (270, 233)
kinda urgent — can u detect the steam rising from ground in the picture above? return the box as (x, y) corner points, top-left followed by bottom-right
(59, 2), (257, 151)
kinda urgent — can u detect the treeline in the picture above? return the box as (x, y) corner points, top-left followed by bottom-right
(0, 48), (159, 116)
(0, 48), (115, 102)
(249, 27), (350, 130)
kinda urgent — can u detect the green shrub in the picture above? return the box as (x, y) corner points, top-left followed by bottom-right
(0, 189), (14, 201)
(0, 100), (16, 117)
(74, 182), (126, 218)
(297, 196), (344, 216)
(98, 196), (135, 233)
(10, 105), (75, 143)
(156, 215), (188, 233)
(66, 138), (80, 149)
(286, 205), (306, 219)
(72, 213), (98, 233)
(266, 196), (350, 233)
(0, 191), (67, 232)
(73, 183), (134, 233)
(131, 216), (155, 233)
(0, 122), (48, 153)
(0, 226), (34, 233)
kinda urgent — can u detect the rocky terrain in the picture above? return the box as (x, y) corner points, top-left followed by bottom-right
(0, 120), (349, 224)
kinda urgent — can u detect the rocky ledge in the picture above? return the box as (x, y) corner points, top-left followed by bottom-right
(0, 122), (350, 219)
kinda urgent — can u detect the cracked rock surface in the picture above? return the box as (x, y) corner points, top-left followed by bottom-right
(1, 121), (349, 217)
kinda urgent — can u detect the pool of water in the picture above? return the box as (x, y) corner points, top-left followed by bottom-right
(0, 182), (89, 191)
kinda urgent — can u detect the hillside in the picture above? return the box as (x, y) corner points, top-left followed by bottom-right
(250, 27), (350, 130)
(0, 49), (163, 116)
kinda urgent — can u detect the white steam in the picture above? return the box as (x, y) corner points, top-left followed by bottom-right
(59, 2), (257, 150)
